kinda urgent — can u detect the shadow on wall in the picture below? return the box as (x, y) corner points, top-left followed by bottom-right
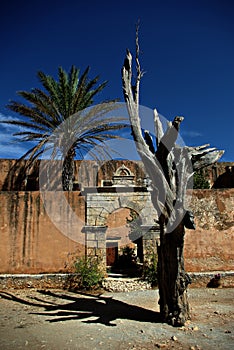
(1, 159), (42, 191)
(212, 166), (234, 189)
(1, 159), (234, 191)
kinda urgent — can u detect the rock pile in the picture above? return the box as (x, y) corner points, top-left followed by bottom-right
(102, 277), (151, 292)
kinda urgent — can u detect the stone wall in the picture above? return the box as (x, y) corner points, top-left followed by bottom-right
(0, 191), (85, 273)
(1, 159), (233, 191)
(0, 272), (233, 290)
(0, 188), (233, 274)
(205, 162), (234, 187)
(0, 159), (147, 191)
(184, 189), (234, 272)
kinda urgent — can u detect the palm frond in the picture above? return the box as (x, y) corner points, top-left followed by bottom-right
(32, 88), (62, 123)
(3, 64), (127, 190)
(13, 131), (47, 142)
(68, 65), (79, 97)
(37, 71), (61, 110)
(16, 137), (50, 163)
(82, 81), (108, 107)
(1, 119), (49, 133)
(72, 66), (91, 112)
(7, 100), (56, 131)
(58, 67), (70, 117)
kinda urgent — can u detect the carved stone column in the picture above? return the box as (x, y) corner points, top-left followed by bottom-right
(141, 225), (160, 265)
(82, 226), (107, 271)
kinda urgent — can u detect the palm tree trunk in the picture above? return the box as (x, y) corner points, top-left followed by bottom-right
(157, 217), (191, 326)
(62, 148), (75, 191)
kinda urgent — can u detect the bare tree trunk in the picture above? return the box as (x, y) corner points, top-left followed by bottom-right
(121, 27), (224, 326)
(157, 217), (191, 326)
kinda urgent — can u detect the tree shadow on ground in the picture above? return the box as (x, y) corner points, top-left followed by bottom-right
(0, 290), (161, 326)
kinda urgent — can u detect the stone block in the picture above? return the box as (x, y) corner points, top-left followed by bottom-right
(143, 232), (154, 240)
(86, 241), (97, 248)
(94, 247), (106, 256)
(97, 240), (106, 249)
(143, 231), (160, 240)
(96, 232), (106, 241)
(96, 217), (106, 226)
(86, 233), (96, 241)
(87, 248), (96, 256)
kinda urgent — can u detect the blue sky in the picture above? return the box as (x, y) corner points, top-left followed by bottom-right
(0, 0), (233, 161)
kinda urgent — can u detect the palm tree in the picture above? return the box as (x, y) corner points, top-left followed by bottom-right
(3, 65), (125, 190)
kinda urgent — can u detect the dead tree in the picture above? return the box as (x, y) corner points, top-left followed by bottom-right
(121, 31), (224, 326)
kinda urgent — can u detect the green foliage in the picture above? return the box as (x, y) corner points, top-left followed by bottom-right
(193, 171), (210, 189)
(2, 65), (126, 190)
(74, 256), (104, 290)
(143, 251), (158, 287)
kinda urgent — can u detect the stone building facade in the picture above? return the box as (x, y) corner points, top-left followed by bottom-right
(0, 159), (233, 274)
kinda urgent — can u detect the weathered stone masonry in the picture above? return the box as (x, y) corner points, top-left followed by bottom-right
(185, 189), (234, 272)
(0, 189), (233, 274)
(83, 186), (159, 269)
(0, 159), (233, 274)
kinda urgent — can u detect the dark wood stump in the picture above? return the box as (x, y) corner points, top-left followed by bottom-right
(157, 220), (191, 326)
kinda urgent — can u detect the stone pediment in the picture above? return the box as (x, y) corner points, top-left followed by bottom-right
(112, 165), (135, 187)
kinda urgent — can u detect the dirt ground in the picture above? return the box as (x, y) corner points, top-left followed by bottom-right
(0, 287), (233, 350)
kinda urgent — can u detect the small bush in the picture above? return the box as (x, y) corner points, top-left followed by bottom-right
(193, 171), (210, 189)
(143, 252), (158, 287)
(74, 256), (104, 290)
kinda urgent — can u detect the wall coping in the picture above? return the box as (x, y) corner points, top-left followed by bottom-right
(0, 271), (233, 289)
(1, 271), (233, 278)
(83, 186), (149, 194)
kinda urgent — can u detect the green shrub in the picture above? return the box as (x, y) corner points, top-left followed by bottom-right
(143, 251), (158, 287)
(74, 256), (104, 290)
(193, 171), (210, 189)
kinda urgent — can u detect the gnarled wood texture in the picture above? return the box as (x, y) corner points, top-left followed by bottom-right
(121, 30), (224, 326)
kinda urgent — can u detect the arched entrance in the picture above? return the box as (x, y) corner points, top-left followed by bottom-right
(105, 207), (144, 275)
(82, 165), (160, 271)
(106, 207), (133, 267)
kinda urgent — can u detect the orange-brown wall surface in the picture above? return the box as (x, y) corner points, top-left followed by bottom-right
(0, 191), (86, 273)
(0, 159), (147, 191)
(185, 189), (234, 272)
(1, 159), (233, 191)
(0, 189), (233, 273)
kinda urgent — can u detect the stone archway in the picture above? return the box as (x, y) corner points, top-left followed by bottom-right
(105, 207), (134, 267)
(82, 165), (160, 271)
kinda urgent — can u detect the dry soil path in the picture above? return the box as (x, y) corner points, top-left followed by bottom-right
(0, 288), (233, 349)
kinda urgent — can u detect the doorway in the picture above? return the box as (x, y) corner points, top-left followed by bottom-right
(106, 242), (118, 267)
